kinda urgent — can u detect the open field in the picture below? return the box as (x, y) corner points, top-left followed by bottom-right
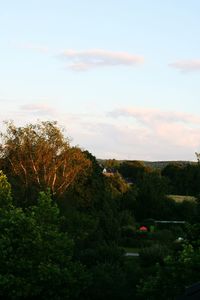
(167, 194), (196, 202)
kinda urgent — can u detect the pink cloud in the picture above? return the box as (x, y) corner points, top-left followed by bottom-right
(155, 122), (200, 147)
(169, 60), (200, 72)
(60, 49), (144, 71)
(109, 107), (200, 125)
(108, 107), (200, 154)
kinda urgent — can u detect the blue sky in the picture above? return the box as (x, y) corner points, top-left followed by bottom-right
(1, 0), (200, 160)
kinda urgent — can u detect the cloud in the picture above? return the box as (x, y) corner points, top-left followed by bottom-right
(13, 44), (143, 71)
(109, 107), (200, 125)
(169, 60), (200, 72)
(20, 103), (56, 116)
(108, 106), (200, 157)
(1, 104), (200, 161)
(60, 49), (144, 71)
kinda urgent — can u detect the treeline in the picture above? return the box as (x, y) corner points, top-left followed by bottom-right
(104, 158), (200, 196)
(0, 121), (199, 299)
(103, 159), (200, 196)
(162, 162), (200, 195)
(104, 159), (199, 222)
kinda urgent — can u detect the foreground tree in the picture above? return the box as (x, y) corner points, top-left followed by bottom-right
(0, 121), (91, 204)
(0, 175), (89, 299)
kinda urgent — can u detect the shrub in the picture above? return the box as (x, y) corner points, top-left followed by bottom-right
(139, 244), (170, 267)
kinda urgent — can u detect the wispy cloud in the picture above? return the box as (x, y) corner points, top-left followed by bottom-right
(169, 60), (200, 72)
(60, 49), (144, 71)
(13, 44), (144, 71)
(108, 106), (200, 157)
(109, 107), (200, 125)
(20, 103), (56, 116)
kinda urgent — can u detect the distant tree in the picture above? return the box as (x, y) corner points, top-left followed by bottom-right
(104, 159), (120, 169)
(135, 172), (169, 220)
(118, 161), (152, 184)
(162, 162), (200, 196)
(195, 152), (200, 164)
(162, 163), (184, 194)
(106, 172), (129, 198)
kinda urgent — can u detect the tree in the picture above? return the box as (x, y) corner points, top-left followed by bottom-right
(106, 172), (129, 198)
(0, 182), (89, 299)
(137, 243), (200, 300)
(103, 159), (120, 169)
(195, 152), (200, 164)
(61, 151), (107, 210)
(135, 172), (169, 220)
(161, 163), (183, 194)
(0, 170), (12, 208)
(118, 161), (152, 184)
(0, 121), (91, 204)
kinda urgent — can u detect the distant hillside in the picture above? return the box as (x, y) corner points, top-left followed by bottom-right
(98, 159), (196, 170)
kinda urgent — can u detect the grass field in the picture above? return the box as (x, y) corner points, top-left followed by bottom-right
(167, 194), (196, 202)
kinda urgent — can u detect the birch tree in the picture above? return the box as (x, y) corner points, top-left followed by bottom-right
(0, 121), (91, 198)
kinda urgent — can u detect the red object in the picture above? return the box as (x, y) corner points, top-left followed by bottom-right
(139, 226), (148, 232)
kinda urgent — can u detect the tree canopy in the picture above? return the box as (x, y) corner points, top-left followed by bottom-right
(0, 121), (91, 204)
(0, 173), (89, 299)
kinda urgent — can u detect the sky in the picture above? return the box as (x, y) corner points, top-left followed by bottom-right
(1, 0), (200, 161)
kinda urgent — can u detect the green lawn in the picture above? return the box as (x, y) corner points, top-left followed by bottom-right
(167, 194), (196, 202)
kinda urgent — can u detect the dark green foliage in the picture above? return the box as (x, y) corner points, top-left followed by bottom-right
(162, 162), (200, 196)
(62, 209), (98, 243)
(152, 229), (175, 245)
(119, 210), (135, 227)
(177, 200), (198, 222)
(84, 263), (127, 300)
(120, 187), (137, 211)
(185, 223), (200, 246)
(0, 186), (89, 299)
(0, 170), (12, 208)
(78, 242), (124, 267)
(60, 151), (107, 211)
(137, 244), (200, 300)
(137, 224), (200, 299)
(118, 160), (152, 184)
(162, 163), (183, 194)
(135, 172), (169, 220)
(139, 244), (170, 267)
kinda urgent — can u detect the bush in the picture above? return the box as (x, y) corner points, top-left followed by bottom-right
(153, 229), (175, 245)
(139, 244), (170, 267)
(0, 190), (89, 299)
